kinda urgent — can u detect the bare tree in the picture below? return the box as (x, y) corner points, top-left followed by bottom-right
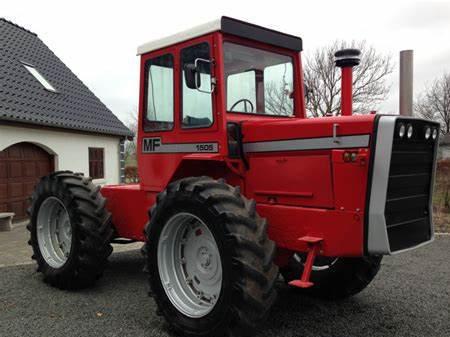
(265, 81), (293, 115)
(415, 73), (450, 135)
(304, 40), (393, 117)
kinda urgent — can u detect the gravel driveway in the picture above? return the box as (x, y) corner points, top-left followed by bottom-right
(0, 237), (449, 337)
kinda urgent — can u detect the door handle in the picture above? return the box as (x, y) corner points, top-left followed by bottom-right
(333, 123), (340, 143)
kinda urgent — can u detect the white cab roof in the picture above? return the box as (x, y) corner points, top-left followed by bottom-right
(137, 17), (303, 56)
(137, 19), (221, 55)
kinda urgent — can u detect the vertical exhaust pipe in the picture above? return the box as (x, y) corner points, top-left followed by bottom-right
(335, 49), (361, 116)
(399, 50), (414, 116)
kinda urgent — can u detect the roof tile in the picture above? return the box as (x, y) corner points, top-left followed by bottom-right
(0, 18), (132, 137)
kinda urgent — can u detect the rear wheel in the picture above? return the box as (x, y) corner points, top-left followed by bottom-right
(27, 171), (114, 289)
(281, 253), (382, 300)
(144, 177), (278, 337)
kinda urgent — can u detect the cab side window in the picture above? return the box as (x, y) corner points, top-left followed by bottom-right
(144, 53), (174, 131)
(181, 43), (213, 128)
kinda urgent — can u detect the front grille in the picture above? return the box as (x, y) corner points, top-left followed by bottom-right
(385, 119), (437, 252)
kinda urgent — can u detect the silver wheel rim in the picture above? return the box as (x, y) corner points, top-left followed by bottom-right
(294, 253), (338, 271)
(36, 197), (72, 268)
(157, 212), (222, 318)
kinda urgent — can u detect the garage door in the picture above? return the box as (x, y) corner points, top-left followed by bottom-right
(0, 143), (53, 220)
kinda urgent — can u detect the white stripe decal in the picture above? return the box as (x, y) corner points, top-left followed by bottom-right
(142, 137), (218, 153)
(243, 135), (370, 153)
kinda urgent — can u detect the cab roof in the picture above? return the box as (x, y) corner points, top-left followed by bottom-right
(137, 16), (303, 55)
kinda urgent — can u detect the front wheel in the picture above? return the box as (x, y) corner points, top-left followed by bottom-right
(281, 254), (382, 300)
(144, 177), (278, 337)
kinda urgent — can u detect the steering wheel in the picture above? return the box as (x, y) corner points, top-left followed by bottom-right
(229, 99), (254, 113)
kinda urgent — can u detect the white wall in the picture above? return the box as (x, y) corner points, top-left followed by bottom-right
(442, 147), (450, 159)
(0, 124), (121, 185)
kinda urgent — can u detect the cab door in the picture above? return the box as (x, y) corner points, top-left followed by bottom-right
(138, 35), (224, 190)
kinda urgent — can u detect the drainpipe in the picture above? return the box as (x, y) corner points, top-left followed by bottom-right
(119, 138), (125, 184)
(335, 49), (361, 116)
(399, 50), (414, 116)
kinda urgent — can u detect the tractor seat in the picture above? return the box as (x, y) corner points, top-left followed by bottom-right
(182, 116), (212, 127)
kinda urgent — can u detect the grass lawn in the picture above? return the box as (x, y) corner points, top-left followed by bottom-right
(433, 160), (450, 233)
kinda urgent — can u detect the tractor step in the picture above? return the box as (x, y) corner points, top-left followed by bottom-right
(288, 279), (314, 288)
(288, 236), (323, 289)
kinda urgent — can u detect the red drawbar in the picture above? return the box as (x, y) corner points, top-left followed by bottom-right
(288, 236), (323, 289)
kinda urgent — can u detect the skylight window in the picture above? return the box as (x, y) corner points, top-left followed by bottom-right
(22, 62), (57, 92)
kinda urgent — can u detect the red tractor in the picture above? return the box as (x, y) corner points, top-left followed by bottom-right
(27, 17), (439, 337)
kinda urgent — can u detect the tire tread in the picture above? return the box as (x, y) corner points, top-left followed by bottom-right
(143, 176), (278, 337)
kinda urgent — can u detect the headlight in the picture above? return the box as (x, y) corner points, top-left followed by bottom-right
(424, 126), (431, 140)
(407, 124), (413, 139)
(398, 123), (406, 138)
(432, 128), (438, 140)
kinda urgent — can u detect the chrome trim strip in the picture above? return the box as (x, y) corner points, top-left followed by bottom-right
(243, 134), (370, 153)
(367, 116), (396, 254)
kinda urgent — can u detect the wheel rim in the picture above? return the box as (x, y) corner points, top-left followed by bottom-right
(157, 212), (222, 318)
(36, 197), (72, 268)
(294, 253), (338, 271)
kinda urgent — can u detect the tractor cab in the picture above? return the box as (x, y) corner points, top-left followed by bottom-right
(136, 17), (306, 190)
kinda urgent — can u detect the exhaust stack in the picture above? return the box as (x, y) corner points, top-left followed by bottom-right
(399, 50), (414, 116)
(335, 49), (361, 116)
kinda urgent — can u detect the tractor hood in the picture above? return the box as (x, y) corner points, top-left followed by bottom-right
(240, 114), (377, 152)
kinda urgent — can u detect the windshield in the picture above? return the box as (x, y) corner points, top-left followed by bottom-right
(223, 42), (294, 116)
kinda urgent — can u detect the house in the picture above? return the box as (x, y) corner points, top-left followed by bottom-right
(0, 18), (132, 220)
(439, 134), (450, 160)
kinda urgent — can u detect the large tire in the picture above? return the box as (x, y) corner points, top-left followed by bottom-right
(27, 171), (114, 289)
(143, 177), (278, 337)
(281, 254), (382, 300)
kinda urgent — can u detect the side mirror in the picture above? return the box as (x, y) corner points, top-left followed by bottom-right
(184, 58), (215, 93)
(184, 63), (201, 89)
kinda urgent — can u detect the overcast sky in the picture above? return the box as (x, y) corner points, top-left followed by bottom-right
(3, 0), (450, 125)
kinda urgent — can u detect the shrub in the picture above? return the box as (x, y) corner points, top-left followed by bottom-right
(124, 166), (139, 183)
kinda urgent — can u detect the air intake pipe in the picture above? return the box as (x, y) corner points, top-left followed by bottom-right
(399, 50), (413, 116)
(334, 49), (361, 116)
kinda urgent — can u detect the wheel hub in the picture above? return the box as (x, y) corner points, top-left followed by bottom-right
(157, 212), (222, 318)
(36, 197), (72, 268)
(198, 247), (212, 269)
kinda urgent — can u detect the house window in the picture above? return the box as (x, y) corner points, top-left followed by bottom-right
(89, 148), (104, 179)
(21, 62), (58, 92)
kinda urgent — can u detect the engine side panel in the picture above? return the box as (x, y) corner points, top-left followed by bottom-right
(246, 153), (334, 208)
(239, 115), (375, 256)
